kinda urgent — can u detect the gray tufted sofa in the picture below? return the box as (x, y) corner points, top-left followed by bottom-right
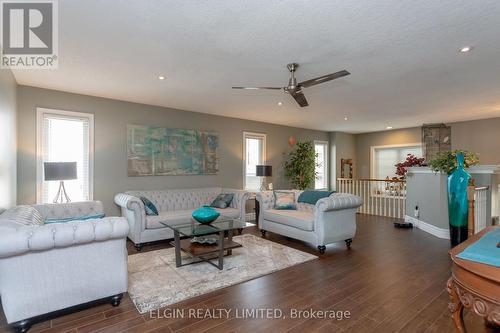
(0, 201), (129, 333)
(114, 187), (249, 251)
(256, 191), (363, 253)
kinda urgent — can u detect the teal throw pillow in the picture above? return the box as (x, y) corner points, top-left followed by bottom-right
(274, 191), (296, 210)
(140, 197), (159, 216)
(297, 190), (334, 205)
(210, 193), (234, 209)
(44, 213), (105, 224)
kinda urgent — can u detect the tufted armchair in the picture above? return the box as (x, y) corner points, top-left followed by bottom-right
(256, 191), (363, 253)
(114, 187), (249, 250)
(0, 201), (129, 333)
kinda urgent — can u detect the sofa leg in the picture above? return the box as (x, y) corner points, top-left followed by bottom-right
(318, 245), (326, 254)
(11, 319), (32, 333)
(260, 229), (266, 237)
(134, 243), (143, 252)
(345, 238), (353, 248)
(111, 294), (123, 307)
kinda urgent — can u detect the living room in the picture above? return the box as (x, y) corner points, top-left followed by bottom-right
(1, 1), (499, 333)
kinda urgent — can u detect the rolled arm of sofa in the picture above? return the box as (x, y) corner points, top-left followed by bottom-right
(256, 191), (274, 210)
(114, 193), (145, 243)
(223, 188), (249, 221)
(316, 193), (363, 212)
(0, 217), (129, 259)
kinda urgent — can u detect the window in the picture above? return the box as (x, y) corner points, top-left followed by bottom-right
(371, 144), (422, 179)
(243, 132), (266, 191)
(315, 141), (328, 189)
(36, 108), (94, 203)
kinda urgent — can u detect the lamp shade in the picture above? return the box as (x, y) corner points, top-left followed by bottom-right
(256, 165), (272, 177)
(44, 162), (77, 181)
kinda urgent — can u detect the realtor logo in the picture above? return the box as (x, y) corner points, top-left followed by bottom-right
(1, 0), (58, 69)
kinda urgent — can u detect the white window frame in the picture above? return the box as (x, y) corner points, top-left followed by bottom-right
(36, 107), (95, 203)
(242, 131), (266, 191)
(370, 143), (422, 179)
(314, 140), (329, 190)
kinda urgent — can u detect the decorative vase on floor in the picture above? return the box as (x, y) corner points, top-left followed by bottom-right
(447, 153), (470, 247)
(192, 206), (220, 224)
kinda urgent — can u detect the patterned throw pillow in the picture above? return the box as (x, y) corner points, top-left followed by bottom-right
(274, 191), (297, 210)
(1, 205), (44, 226)
(210, 193), (234, 209)
(140, 197), (159, 216)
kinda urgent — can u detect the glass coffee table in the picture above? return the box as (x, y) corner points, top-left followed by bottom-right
(161, 219), (251, 270)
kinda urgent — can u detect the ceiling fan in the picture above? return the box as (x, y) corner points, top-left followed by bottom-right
(232, 63), (350, 107)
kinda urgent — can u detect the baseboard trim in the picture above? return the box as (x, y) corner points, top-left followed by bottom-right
(404, 215), (450, 239)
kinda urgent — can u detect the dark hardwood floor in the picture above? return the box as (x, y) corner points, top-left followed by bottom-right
(0, 214), (496, 333)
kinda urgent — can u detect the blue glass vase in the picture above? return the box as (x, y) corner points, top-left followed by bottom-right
(447, 153), (470, 246)
(192, 206), (220, 224)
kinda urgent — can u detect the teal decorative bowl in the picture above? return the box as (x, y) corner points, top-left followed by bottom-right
(192, 206), (220, 224)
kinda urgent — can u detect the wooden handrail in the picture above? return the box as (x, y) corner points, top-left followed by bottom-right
(337, 178), (406, 183)
(467, 179), (475, 237)
(474, 186), (489, 191)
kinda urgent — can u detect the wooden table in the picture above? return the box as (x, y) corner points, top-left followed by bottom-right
(447, 226), (500, 332)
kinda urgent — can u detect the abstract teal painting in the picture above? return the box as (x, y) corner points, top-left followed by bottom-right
(127, 125), (219, 176)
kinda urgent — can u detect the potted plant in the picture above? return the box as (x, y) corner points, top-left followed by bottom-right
(428, 150), (479, 246)
(283, 141), (318, 190)
(428, 150), (479, 175)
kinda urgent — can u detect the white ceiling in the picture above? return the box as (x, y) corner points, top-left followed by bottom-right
(12, 0), (500, 133)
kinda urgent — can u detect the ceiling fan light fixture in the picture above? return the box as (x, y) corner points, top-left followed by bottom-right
(158, 75), (165, 80)
(277, 102), (283, 106)
(231, 63), (350, 107)
(459, 46), (473, 53)
(344, 116), (348, 121)
(386, 126), (393, 129)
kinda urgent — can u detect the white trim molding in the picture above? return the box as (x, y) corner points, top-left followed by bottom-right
(407, 165), (500, 175)
(405, 215), (450, 239)
(370, 142), (422, 179)
(314, 140), (329, 190)
(242, 131), (267, 191)
(36, 108), (95, 204)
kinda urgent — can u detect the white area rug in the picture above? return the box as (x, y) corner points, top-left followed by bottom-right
(128, 234), (317, 313)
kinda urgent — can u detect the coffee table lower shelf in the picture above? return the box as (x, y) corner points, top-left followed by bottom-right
(169, 236), (242, 270)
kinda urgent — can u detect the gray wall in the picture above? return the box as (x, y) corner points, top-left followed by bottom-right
(355, 127), (421, 178)
(406, 171), (449, 229)
(329, 132), (356, 190)
(17, 86), (328, 215)
(451, 118), (500, 165)
(354, 120), (500, 179)
(0, 69), (17, 211)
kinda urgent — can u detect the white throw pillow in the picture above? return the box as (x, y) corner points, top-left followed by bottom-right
(0, 205), (44, 226)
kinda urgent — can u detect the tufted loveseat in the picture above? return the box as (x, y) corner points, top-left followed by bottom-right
(256, 191), (363, 254)
(114, 187), (249, 250)
(0, 201), (129, 333)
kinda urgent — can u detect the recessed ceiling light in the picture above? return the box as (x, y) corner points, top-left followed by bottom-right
(158, 75), (165, 80)
(459, 46), (473, 53)
(344, 116), (348, 121)
(386, 126), (393, 129)
(277, 102), (283, 106)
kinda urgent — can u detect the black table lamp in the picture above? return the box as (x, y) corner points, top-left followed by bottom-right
(256, 165), (272, 191)
(44, 162), (77, 203)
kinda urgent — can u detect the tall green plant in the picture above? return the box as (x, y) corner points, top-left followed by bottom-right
(283, 141), (318, 190)
(428, 150), (479, 175)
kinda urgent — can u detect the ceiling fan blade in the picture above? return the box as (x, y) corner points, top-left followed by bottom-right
(232, 86), (282, 90)
(290, 90), (309, 107)
(299, 70), (350, 88)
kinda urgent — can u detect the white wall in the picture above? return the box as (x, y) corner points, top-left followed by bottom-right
(0, 69), (17, 211)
